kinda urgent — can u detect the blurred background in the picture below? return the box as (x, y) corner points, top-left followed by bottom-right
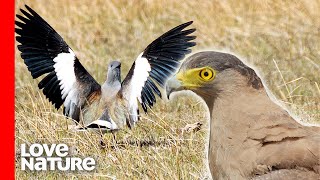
(15, 0), (319, 179)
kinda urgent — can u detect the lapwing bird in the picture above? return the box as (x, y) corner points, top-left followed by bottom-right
(166, 51), (320, 179)
(15, 5), (196, 134)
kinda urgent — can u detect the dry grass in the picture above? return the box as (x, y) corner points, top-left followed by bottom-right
(15, 0), (320, 179)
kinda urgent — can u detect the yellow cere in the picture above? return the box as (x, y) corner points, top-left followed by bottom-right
(176, 66), (216, 88)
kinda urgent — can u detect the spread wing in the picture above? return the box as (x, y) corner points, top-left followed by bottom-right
(15, 5), (101, 122)
(120, 21), (196, 125)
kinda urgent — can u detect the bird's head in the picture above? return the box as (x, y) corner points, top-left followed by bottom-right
(106, 60), (121, 84)
(166, 51), (263, 105)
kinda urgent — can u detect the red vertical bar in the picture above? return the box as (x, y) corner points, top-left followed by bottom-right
(0, 0), (15, 179)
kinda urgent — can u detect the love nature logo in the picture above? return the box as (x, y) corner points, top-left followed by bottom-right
(20, 144), (96, 171)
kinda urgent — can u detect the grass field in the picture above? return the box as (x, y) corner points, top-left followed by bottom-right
(15, 0), (320, 179)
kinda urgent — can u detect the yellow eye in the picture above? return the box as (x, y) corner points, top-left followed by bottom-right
(199, 68), (214, 81)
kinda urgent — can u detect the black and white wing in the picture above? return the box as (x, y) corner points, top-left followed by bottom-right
(121, 21), (196, 125)
(15, 5), (101, 122)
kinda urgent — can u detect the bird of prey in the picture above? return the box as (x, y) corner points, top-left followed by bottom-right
(166, 51), (320, 179)
(15, 5), (196, 133)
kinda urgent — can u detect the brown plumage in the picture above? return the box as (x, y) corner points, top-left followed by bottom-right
(166, 51), (320, 179)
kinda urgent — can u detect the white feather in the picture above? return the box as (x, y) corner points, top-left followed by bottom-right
(64, 88), (78, 114)
(87, 119), (118, 130)
(53, 48), (78, 114)
(130, 52), (151, 103)
(53, 48), (77, 100)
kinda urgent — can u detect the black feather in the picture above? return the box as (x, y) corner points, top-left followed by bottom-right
(143, 86), (155, 107)
(146, 79), (161, 98)
(149, 71), (166, 87)
(162, 29), (196, 41)
(38, 71), (63, 109)
(15, 4), (101, 121)
(141, 89), (152, 108)
(15, 5), (68, 109)
(144, 84), (156, 104)
(140, 94), (148, 112)
(149, 59), (178, 71)
(28, 60), (54, 70)
(30, 66), (54, 79)
(149, 61), (175, 74)
(38, 71), (55, 89)
(137, 21), (196, 112)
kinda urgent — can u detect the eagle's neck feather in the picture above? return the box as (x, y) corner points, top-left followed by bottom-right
(205, 77), (318, 179)
(206, 83), (271, 179)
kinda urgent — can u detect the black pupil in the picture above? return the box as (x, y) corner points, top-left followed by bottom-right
(204, 71), (209, 77)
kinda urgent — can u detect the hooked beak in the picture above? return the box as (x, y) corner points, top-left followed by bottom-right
(166, 75), (183, 100)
